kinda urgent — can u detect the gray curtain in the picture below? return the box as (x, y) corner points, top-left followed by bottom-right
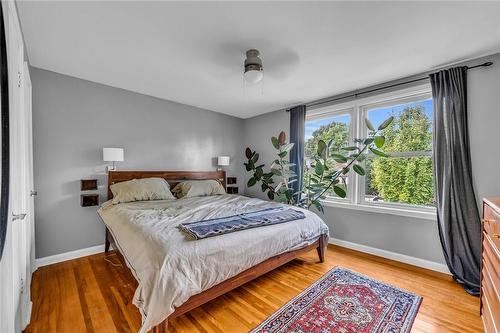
(289, 105), (306, 202)
(430, 67), (481, 295)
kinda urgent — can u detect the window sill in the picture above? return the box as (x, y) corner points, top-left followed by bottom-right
(321, 199), (437, 221)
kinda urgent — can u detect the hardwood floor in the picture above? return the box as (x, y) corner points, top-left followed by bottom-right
(25, 245), (483, 333)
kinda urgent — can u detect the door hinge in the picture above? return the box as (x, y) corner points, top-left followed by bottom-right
(12, 213), (27, 221)
(18, 71), (21, 88)
(20, 278), (24, 294)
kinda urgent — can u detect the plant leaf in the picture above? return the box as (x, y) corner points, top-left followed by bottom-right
(255, 167), (263, 178)
(313, 200), (324, 214)
(342, 146), (359, 151)
(331, 153), (347, 163)
(363, 138), (374, 145)
(356, 154), (366, 161)
(278, 151), (287, 158)
(281, 143), (294, 153)
(245, 148), (253, 159)
(278, 131), (286, 145)
(365, 118), (375, 131)
(247, 177), (257, 187)
(378, 116), (394, 130)
(369, 147), (389, 157)
(271, 168), (282, 176)
(317, 140), (327, 157)
(315, 161), (325, 175)
(251, 152), (259, 163)
(374, 136), (385, 148)
(333, 185), (346, 198)
(267, 191), (275, 200)
(271, 136), (279, 149)
(353, 164), (366, 176)
(248, 160), (255, 169)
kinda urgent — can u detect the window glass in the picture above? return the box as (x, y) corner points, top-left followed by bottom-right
(364, 98), (435, 207)
(304, 113), (351, 199)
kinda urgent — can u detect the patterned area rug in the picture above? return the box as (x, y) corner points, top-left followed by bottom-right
(251, 267), (422, 333)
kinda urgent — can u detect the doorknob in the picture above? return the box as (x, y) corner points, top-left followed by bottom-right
(12, 213), (27, 221)
(30, 190), (37, 196)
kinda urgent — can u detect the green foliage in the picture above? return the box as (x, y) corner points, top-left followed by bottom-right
(369, 106), (434, 206)
(244, 131), (298, 205)
(304, 122), (349, 158)
(244, 116), (393, 213)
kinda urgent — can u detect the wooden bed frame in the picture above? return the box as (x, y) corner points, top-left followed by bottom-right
(103, 170), (327, 333)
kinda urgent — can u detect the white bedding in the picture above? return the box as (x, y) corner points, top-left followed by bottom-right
(97, 194), (329, 332)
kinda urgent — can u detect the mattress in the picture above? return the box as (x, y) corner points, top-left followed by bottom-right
(97, 194), (329, 332)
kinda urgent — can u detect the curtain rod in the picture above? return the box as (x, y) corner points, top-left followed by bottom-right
(287, 61), (493, 111)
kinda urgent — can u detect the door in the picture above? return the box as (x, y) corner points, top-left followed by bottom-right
(21, 60), (34, 329)
(0, 2), (33, 332)
(8, 2), (28, 331)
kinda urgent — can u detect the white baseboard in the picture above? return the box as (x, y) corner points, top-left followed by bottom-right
(35, 239), (449, 275)
(329, 237), (450, 275)
(35, 244), (105, 268)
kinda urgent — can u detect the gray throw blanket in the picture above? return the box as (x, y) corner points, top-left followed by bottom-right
(178, 207), (306, 240)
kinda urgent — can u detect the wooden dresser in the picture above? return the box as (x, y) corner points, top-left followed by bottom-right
(481, 198), (500, 333)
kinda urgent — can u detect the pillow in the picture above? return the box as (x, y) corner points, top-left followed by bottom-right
(110, 177), (176, 204)
(172, 180), (226, 198)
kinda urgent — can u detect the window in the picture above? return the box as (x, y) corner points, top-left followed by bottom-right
(304, 85), (436, 216)
(304, 110), (353, 199)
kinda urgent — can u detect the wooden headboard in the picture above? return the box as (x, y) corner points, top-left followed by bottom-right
(107, 170), (226, 200)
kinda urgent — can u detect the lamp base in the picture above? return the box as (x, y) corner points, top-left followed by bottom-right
(106, 163), (117, 172)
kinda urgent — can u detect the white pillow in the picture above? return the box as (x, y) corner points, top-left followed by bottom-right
(110, 177), (176, 204)
(172, 180), (226, 198)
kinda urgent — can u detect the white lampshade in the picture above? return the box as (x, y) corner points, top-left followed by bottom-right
(103, 148), (124, 162)
(217, 156), (230, 166)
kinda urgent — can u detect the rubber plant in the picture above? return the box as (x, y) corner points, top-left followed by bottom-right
(244, 116), (393, 213)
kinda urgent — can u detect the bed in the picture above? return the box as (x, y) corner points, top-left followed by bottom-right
(98, 170), (329, 333)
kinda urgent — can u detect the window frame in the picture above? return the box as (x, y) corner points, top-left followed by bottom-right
(305, 103), (356, 203)
(305, 84), (437, 220)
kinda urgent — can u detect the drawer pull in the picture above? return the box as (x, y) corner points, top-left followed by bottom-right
(493, 234), (500, 239)
(483, 219), (496, 224)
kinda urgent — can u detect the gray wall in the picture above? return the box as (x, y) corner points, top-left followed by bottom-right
(31, 67), (244, 258)
(243, 53), (500, 265)
(32, 53), (500, 260)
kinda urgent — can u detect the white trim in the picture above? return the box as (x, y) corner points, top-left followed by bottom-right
(35, 244), (105, 268)
(322, 199), (437, 221)
(306, 83), (437, 216)
(329, 237), (450, 275)
(22, 301), (32, 331)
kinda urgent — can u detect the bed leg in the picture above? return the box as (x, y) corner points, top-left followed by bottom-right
(317, 235), (326, 263)
(105, 228), (110, 253)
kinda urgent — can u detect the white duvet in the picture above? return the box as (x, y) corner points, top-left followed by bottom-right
(97, 194), (329, 332)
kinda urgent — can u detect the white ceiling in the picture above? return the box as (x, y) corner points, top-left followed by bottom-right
(18, 1), (500, 119)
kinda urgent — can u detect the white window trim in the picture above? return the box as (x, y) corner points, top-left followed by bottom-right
(305, 105), (356, 203)
(322, 199), (437, 221)
(305, 83), (436, 220)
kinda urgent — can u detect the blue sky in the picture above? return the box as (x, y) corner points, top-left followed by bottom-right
(305, 114), (350, 140)
(305, 99), (433, 140)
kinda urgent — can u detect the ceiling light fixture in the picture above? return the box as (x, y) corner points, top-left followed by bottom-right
(244, 49), (263, 84)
